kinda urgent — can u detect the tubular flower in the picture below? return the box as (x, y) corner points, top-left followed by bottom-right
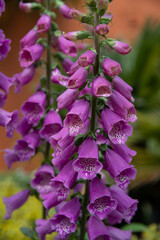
(58, 35), (77, 57)
(0, 30), (11, 61)
(36, 14), (51, 33)
(102, 58), (122, 77)
(68, 67), (88, 89)
(92, 76), (111, 97)
(20, 29), (38, 49)
(0, 71), (12, 107)
(78, 50), (96, 67)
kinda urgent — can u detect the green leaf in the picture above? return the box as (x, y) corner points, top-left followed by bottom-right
(121, 223), (148, 232)
(74, 134), (86, 146)
(20, 227), (37, 239)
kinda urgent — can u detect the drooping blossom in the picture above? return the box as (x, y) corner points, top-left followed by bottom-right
(101, 108), (133, 144)
(73, 137), (103, 180)
(36, 14), (51, 33)
(3, 189), (30, 219)
(0, 30), (11, 61)
(68, 67), (88, 89)
(0, 108), (19, 138)
(102, 58), (122, 77)
(4, 149), (20, 169)
(57, 89), (79, 110)
(87, 177), (117, 219)
(36, 219), (53, 240)
(58, 35), (77, 57)
(20, 29), (38, 49)
(107, 38), (132, 55)
(0, 0), (5, 16)
(50, 198), (81, 239)
(92, 76), (111, 97)
(105, 225), (132, 240)
(59, 3), (72, 19)
(78, 50), (96, 67)
(51, 68), (69, 87)
(62, 58), (73, 72)
(0, 71), (12, 107)
(21, 90), (46, 126)
(17, 117), (32, 136)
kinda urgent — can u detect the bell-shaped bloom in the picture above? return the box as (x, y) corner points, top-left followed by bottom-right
(108, 90), (137, 123)
(112, 76), (134, 102)
(57, 89), (79, 110)
(0, 72), (12, 107)
(68, 60), (80, 76)
(87, 216), (111, 240)
(19, 44), (43, 68)
(110, 185), (138, 223)
(88, 177), (117, 219)
(50, 161), (77, 201)
(39, 110), (62, 141)
(4, 149), (20, 169)
(2, 189), (30, 219)
(31, 164), (54, 194)
(36, 219), (53, 240)
(21, 90), (46, 126)
(58, 35), (77, 57)
(50, 198), (81, 239)
(17, 117), (32, 136)
(64, 99), (89, 136)
(95, 24), (109, 36)
(107, 209), (124, 225)
(0, 108), (19, 138)
(0, 0), (5, 16)
(0, 30), (11, 61)
(101, 108), (133, 144)
(13, 65), (35, 93)
(102, 58), (122, 77)
(73, 137), (103, 180)
(107, 38), (132, 55)
(37, 14), (51, 33)
(92, 76), (111, 97)
(52, 141), (78, 170)
(111, 143), (136, 164)
(104, 149), (137, 190)
(68, 67), (87, 89)
(106, 226), (132, 240)
(59, 3), (72, 19)
(20, 29), (38, 49)
(41, 191), (61, 212)
(62, 58), (73, 73)
(14, 130), (40, 161)
(51, 68), (69, 87)
(78, 50), (96, 67)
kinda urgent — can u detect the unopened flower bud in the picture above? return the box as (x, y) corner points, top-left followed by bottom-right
(37, 14), (51, 33)
(78, 50), (96, 67)
(59, 3), (72, 19)
(107, 38), (132, 55)
(64, 31), (91, 41)
(99, 0), (109, 9)
(69, 9), (85, 21)
(19, 1), (41, 12)
(95, 24), (109, 35)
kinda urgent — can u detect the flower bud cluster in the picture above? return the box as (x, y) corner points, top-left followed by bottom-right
(1, 1), (138, 240)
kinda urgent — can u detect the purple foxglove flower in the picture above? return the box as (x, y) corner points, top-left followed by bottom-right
(2, 189), (30, 219)
(19, 44), (43, 68)
(92, 76), (111, 97)
(68, 67), (87, 89)
(50, 161), (77, 201)
(111, 143), (136, 163)
(102, 58), (122, 77)
(40, 110), (62, 141)
(88, 177), (117, 219)
(73, 137), (103, 180)
(31, 164), (54, 194)
(110, 185), (138, 223)
(21, 90), (46, 125)
(87, 216), (111, 240)
(96, 134), (109, 145)
(0, 108), (19, 138)
(19, 1), (33, 12)
(99, 0), (109, 9)
(68, 60), (80, 76)
(106, 226), (132, 240)
(50, 127), (74, 154)
(108, 90), (137, 122)
(50, 198), (81, 239)
(36, 219), (53, 240)
(69, 9), (84, 21)
(14, 130), (40, 161)
(64, 99), (89, 136)
(57, 89), (79, 110)
(107, 38), (132, 55)
(101, 108), (133, 144)
(62, 58), (73, 73)
(37, 14), (51, 33)
(64, 31), (91, 41)
(0, 30), (11, 61)
(0, 0), (5, 16)
(4, 149), (20, 169)
(0, 71), (12, 107)
(58, 35), (77, 57)
(41, 191), (61, 212)
(102, 12), (113, 21)
(51, 68), (69, 87)
(52, 141), (78, 170)
(13, 65), (35, 93)
(112, 76), (134, 102)
(20, 29), (38, 49)
(104, 149), (137, 190)
(78, 50), (96, 67)
(80, 84), (92, 97)
(17, 117), (32, 136)
(95, 24), (109, 36)
(59, 3), (72, 19)
(107, 209), (124, 225)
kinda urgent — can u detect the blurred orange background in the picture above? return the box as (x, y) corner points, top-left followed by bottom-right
(0, 0), (160, 171)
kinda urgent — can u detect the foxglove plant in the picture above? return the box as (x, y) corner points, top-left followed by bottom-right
(1, 0), (138, 239)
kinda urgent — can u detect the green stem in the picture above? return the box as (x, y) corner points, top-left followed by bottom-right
(42, 0), (52, 220)
(79, 12), (100, 240)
